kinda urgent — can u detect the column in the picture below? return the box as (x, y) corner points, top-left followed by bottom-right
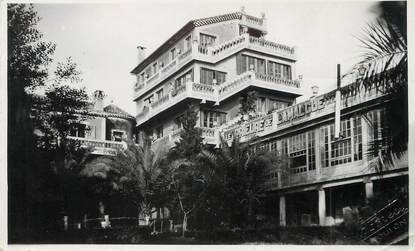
(318, 188), (326, 226)
(279, 195), (286, 227)
(365, 180), (374, 199)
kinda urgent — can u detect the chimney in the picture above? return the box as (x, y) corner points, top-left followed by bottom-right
(137, 46), (146, 64)
(93, 90), (105, 111)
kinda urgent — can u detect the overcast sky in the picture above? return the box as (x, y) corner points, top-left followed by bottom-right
(34, 1), (379, 115)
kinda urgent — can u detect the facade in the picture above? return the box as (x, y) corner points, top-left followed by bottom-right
(131, 10), (408, 227)
(68, 90), (136, 155)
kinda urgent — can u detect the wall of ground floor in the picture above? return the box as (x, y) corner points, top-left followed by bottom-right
(259, 173), (408, 227)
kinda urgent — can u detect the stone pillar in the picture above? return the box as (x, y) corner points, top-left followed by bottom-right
(279, 195), (286, 227)
(318, 188), (326, 226)
(365, 180), (374, 199)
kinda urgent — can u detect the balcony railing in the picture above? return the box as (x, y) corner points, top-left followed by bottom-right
(248, 36), (295, 56)
(67, 136), (126, 155)
(134, 34), (296, 100)
(218, 71), (302, 101)
(255, 73), (300, 88)
(150, 127), (219, 150)
(136, 71), (302, 126)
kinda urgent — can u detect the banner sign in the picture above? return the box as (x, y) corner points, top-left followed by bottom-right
(277, 95), (326, 125)
(223, 114), (273, 141)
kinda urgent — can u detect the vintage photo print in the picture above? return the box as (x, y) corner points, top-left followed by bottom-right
(1, 0), (412, 249)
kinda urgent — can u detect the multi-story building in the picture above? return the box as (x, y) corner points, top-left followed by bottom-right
(68, 90), (136, 155)
(131, 9), (408, 229)
(132, 9), (301, 149)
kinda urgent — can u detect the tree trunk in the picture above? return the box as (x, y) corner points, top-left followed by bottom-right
(182, 213), (187, 237)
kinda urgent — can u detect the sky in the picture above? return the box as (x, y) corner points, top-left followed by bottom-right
(34, 0), (380, 115)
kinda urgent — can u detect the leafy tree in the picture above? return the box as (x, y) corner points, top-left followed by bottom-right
(8, 4), (89, 239)
(164, 104), (207, 235)
(7, 4), (56, 237)
(355, 1), (407, 168)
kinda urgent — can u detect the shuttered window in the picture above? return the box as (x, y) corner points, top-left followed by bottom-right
(236, 53), (265, 75)
(200, 68), (226, 85)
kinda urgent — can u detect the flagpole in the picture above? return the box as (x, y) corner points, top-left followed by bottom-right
(334, 64), (341, 139)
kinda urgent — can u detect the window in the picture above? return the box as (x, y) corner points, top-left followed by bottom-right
(353, 116), (363, 161)
(308, 131), (316, 170)
(154, 126), (163, 139)
(268, 61), (292, 80)
(256, 97), (267, 114)
(200, 68), (226, 85)
(112, 130), (125, 142)
(269, 99), (288, 112)
(144, 94), (154, 106)
(321, 117), (362, 168)
(200, 110), (227, 128)
(170, 48), (176, 60)
(175, 69), (194, 88)
(140, 73), (145, 83)
(152, 62), (158, 75)
(199, 33), (216, 46)
(69, 123), (87, 138)
(156, 89), (163, 100)
(366, 109), (388, 158)
(289, 133), (308, 174)
(185, 36), (192, 51)
(330, 120), (352, 166)
(236, 54), (266, 75)
(282, 64), (292, 80)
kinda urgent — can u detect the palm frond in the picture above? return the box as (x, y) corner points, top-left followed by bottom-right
(356, 18), (407, 77)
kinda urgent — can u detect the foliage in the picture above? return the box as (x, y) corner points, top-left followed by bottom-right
(7, 4), (89, 239)
(354, 1), (407, 167)
(197, 137), (285, 228)
(238, 91), (258, 119)
(170, 104), (203, 159)
(81, 138), (171, 218)
(33, 84), (90, 150)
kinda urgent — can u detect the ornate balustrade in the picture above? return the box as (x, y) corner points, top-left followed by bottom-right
(200, 127), (216, 138)
(211, 35), (246, 55)
(244, 14), (264, 26)
(151, 95), (170, 109)
(192, 83), (215, 93)
(248, 36), (295, 56)
(218, 71), (253, 97)
(67, 136), (125, 155)
(254, 72), (301, 88)
(161, 59), (177, 74)
(178, 48), (192, 60)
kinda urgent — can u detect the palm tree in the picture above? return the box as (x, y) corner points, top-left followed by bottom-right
(354, 1), (407, 169)
(198, 136), (285, 227)
(81, 137), (170, 221)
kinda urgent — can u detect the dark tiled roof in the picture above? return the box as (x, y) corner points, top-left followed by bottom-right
(192, 12), (242, 27)
(131, 12), (243, 74)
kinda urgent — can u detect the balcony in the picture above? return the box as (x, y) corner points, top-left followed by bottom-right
(67, 136), (126, 156)
(136, 71), (301, 126)
(133, 33), (296, 100)
(218, 70), (302, 101)
(150, 127), (219, 150)
(136, 81), (218, 126)
(240, 13), (267, 33)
